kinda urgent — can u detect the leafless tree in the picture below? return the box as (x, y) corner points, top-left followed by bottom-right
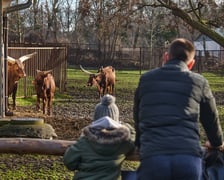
(7, 0), (224, 48)
(137, 0), (224, 47)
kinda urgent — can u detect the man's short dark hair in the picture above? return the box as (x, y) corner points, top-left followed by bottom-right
(168, 38), (195, 61)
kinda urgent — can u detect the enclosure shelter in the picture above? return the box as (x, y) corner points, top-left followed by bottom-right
(8, 46), (67, 97)
(194, 34), (224, 57)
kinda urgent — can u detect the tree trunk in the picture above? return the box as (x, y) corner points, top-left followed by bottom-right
(171, 8), (224, 47)
(0, 138), (75, 156)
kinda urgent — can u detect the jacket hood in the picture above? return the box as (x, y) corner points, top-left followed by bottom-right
(83, 116), (130, 144)
(82, 116), (131, 155)
(90, 116), (122, 129)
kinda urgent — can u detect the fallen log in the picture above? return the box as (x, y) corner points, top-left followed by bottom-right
(0, 138), (75, 156)
(0, 138), (139, 161)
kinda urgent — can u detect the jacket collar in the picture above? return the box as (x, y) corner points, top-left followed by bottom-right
(83, 124), (130, 144)
(90, 116), (122, 129)
(163, 59), (189, 71)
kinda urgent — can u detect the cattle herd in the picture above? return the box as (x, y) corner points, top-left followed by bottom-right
(7, 52), (55, 116)
(7, 52), (115, 116)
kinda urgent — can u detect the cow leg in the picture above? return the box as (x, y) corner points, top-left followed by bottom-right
(43, 98), (47, 115)
(97, 85), (102, 98)
(43, 89), (49, 115)
(36, 94), (41, 111)
(101, 82), (106, 97)
(106, 86), (110, 94)
(46, 89), (54, 116)
(47, 98), (50, 116)
(12, 83), (18, 110)
(47, 99), (51, 116)
(48, 96), (53, 116)
(46, 93), (50, 116)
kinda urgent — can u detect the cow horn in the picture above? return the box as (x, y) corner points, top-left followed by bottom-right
(36, 69), (52, 75)
(80, 65), (94, 74)
(7, 56), (16, 64)
(44, 70), (53, 75)
(19, 52), (37, 63)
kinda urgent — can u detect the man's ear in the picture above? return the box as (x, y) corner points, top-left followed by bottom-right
(162, 52), (169, 65)
(187, 59), (195, 70)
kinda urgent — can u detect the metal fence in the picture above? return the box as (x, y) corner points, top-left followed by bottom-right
(8, 47), (67, 97)
(67, 43), (224, 73)
(8, 43), (224, 99)
(193, 50), (224, 73)
(67, 45), (166, 70)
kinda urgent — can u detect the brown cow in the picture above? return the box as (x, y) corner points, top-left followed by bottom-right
(80, 65), (116, 98)
(33, 70), (55, 116)
(7, 52), (37, 110)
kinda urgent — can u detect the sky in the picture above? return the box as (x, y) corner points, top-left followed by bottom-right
(215, 0), (222, 4)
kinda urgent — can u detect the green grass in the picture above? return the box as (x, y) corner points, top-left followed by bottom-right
(202, 72), (224, 92)
(0, 154), (73, 179)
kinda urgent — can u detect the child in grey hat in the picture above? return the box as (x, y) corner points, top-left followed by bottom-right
(93, 94), (119, 122)
(63, 94), (135, 180)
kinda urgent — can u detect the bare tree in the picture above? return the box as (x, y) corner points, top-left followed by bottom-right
(45, 0), (61, 42)
(7, 0), (224, 48)
(137, 0), (224, 47)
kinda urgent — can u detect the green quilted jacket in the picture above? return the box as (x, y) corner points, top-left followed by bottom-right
(63, 117), (135, 180)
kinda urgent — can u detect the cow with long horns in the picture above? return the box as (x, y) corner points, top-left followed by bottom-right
(7, 52), (37, 110)
(80, 65), (116, 98)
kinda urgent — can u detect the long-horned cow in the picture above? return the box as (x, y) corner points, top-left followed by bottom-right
(33, 70), (56, 116)
(7, 52), (37, 110)
(80, 65), (116, 98)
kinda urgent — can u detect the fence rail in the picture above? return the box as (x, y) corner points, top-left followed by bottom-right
(66, 43), (224, 72)
(7, 44), (224, 98)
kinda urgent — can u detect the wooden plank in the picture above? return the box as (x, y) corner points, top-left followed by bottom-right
(0, 138), (140, 161)
(0, 138), (74, 156)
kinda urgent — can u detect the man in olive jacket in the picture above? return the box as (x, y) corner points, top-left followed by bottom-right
(134, 38), (223, 180)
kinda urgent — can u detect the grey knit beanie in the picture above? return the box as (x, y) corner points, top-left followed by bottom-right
(93, 94), (119, 122)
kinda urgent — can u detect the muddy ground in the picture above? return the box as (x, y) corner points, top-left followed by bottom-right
(9, 87), (135, 141)
(0, 87), (135, 179)
(10, 90), (224, 141)
(6, 89), (224, 141)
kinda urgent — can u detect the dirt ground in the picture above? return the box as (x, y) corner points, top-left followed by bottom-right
(7, 88), (224, 141)
(9, 88), (135, 141)
(0, 89), (135, 178)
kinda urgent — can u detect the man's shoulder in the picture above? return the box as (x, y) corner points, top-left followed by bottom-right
(141, 68), (160, 77)
(190, 71), (207, 81)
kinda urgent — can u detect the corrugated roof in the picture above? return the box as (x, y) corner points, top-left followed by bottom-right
(195, 34), (213, 42)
